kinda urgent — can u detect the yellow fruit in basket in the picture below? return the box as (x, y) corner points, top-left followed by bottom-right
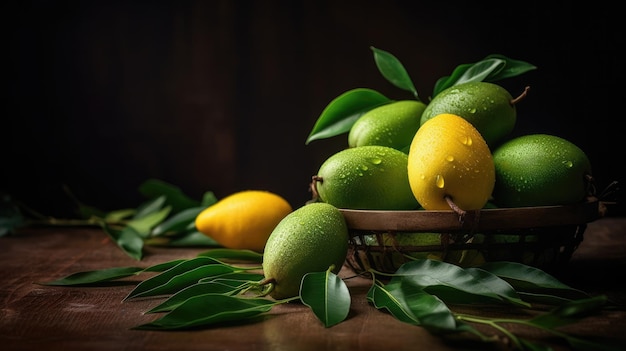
(314, 145), (419, 210)
(262, 202), (349, 300)
(420, 81), (518, 148)
(195, 190), (293, 252)
(407, 113), (495, 210)
(348, 100), (426, 152)
(492, 134), (592, 207)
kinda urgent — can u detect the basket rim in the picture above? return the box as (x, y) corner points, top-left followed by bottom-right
(339, 196), (603, 232)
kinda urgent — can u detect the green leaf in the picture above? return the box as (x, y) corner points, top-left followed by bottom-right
(103, 208), (136, 222)
(102, 224), (144, 260)
(479, 262), (589, 299)
(464, 267), (530, 307)
(201, 191), (218, 207)
(124, 256), (222, 300)
(370, 46), (418, 99)
(367, 280), (461, 333)
(126, 198), (172, 237)
(432, 59), (505, 97)
(147, 230), (221, 247)
(453, 58), (506, 85)
(300, 268), (351, 328)
(431, 54), (537, 97)
(200, 272), (265, 284)
(197, 248), (263, 263)
(138, 178), (201, 213)
(529, 295), (607, 329)
(126, 262), (237, 299)
(391, 259), (523, 306)
(146, 280), (250, 313)
(150, 206), (205, 237)
(305, 88), (391, 144)
(367, 283), (419, 325)
(133, 294), (275, 330)
(483, 54), (538, 81)
(38, 266), (145, 286)
(144, 259), (189, 272)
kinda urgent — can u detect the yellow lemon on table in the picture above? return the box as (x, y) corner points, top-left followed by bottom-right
(195, 190), (293, 252)
(407, 113), (495, 210)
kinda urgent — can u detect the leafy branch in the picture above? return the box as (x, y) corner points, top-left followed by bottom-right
(305, 47), (537, 144)
(0, 179), (223, 260)
(40, 255), (621, 350)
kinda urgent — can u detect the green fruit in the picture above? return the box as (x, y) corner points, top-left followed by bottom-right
(492, 134), (592, 207)
(315, 145), (419, 210)
(262, 202), (349, 300)
(348, 100), (427, 152)
(421, 81), (517, 147)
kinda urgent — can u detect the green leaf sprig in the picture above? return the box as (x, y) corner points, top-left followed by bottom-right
(39, 255), (350, 330)
(40, 255), (621, 350)
(1, 179), (221, 260)
(366, 259), (620, 351)
(305, 47), (537, 144)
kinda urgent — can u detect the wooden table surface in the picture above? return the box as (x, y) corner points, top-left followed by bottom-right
(1, 217), (625, 351)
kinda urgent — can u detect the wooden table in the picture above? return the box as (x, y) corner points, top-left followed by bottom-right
(1, 217), (625, 351)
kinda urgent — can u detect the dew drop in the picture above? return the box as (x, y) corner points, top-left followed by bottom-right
(461, 136), (473, 146)
(563, 160), (573, 168)
(469, 108), (477, 114)
(435, 174), (445, 189)
(370, 158), (382, 165)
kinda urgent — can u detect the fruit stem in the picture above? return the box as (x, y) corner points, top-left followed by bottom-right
(308, 175), (322, 203)
(510, 86), (530, 106)
(257, 277), (277, 297)
(444, 196), (468, 224)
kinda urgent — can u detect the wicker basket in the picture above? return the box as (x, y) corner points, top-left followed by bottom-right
(342, 196), (605, 275)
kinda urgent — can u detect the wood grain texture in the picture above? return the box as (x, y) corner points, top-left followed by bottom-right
(1, 219), (625, 351)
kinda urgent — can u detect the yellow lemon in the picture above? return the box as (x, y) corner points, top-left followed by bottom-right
(195, 190), (293, 252)
(407, 113), (495, 210)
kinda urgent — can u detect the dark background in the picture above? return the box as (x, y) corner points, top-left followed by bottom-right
(4, 0), (624, 217)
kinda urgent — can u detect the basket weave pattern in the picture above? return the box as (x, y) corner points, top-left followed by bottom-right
(343, 197), (602, 274)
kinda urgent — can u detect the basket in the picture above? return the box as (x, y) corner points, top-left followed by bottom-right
(342, 196), (605, 275)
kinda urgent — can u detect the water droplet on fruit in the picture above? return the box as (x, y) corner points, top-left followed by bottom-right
(435, 175), (445, 189)
(370, 158), (382, 165)
(461, 136), (473, 146)
(563, 160), (573, 168)
(446, 155), (454, 162)
(469, 108), (477, 114)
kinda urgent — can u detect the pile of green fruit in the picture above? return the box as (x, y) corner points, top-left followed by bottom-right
(304, 47), (596, 269)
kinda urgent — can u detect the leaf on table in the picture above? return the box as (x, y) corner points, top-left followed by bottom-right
(123, 256), (227, 300)
(150, 206), (205, 237)
(133, 294), (276, 330)
(300, 267), (351, 328)
(197, 248), (263, 263)
(147, 230), (221, 247)
(370, 46), (418, 99)
(305, 88), (392, 144)
(391, 259), (524, 306)
(367, 280), (463, 333)
(39, 266), (145, 286)
(126, 199), (171, 237)
(529, 295), (608, 329)
(479, 261), (589, 299)
(146, 280), (252, 313)
(103, 224), (144, 260)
